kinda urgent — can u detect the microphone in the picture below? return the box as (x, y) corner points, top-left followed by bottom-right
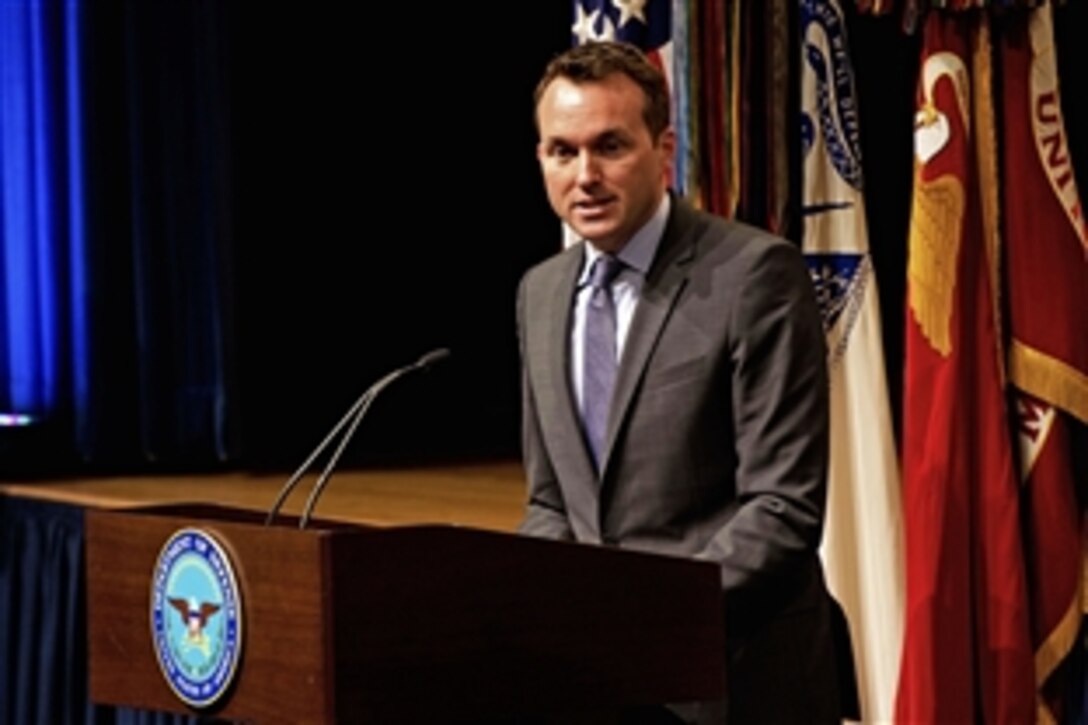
(263, 347), (451, 528)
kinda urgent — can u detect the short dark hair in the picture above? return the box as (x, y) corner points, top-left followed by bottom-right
(533, 41), (670, 138)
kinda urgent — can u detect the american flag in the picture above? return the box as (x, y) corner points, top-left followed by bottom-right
(570, 0), (672, 67)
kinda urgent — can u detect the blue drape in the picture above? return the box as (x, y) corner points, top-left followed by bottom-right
(0, 497), (89, 723)
(0, 1), (239, 470)
(0, 0), (86, 424)
(117, 1), (239, 465)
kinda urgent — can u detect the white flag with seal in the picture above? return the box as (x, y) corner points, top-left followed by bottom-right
(800, 1), (905, 721)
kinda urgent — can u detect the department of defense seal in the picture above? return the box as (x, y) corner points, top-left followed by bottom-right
(150, 527), (243, 708)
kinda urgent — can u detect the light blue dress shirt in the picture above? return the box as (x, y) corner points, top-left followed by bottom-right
(570, 194), (670, 416)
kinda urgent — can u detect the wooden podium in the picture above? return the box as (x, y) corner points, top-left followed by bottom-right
(86, 504), (725, 723)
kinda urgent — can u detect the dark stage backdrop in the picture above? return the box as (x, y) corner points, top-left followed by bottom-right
(231, 6), (572, 470)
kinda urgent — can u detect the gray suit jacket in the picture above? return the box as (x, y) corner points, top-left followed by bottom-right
(516, 199), (843, 723)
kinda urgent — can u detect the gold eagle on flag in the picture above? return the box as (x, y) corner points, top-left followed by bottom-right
(908, 52), (970, 358)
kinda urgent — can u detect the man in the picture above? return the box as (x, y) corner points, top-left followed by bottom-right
(517, 41), (844, 723)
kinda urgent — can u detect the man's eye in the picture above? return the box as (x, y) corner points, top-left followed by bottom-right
(551, 145), (576, 160)
(598, 138), (626, 156)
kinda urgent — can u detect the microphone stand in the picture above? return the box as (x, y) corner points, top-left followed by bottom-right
(263, 388), (374, 526)
(297, 366), (404, 530)
(264, 348), (450, 528)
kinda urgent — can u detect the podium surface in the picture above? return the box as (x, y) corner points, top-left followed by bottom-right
(86, 503), (725, 723)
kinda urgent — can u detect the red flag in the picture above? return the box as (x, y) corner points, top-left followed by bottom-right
(1001, 5), (1088, 722)
(896, 11), (1034, 723)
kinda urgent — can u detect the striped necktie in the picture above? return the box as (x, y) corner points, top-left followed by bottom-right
(582, 254), (624, 470)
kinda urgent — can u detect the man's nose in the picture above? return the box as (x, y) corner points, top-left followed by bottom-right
(575, 151), (601, 185)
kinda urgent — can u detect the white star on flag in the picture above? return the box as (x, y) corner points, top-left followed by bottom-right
(573, 2), (617, 43)
(571, 4), (600, 45)
(613, 0), (647, 28)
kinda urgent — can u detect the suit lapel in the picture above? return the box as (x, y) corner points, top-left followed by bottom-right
(531, 246), (602, 536)
(600, 203), (699, 475)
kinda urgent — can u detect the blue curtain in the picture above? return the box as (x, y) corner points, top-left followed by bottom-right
(0, 1), (86, 427)
(0, 0), (240, 471)
(0, 496), (90, 723)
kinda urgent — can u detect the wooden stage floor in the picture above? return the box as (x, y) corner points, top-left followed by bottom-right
(0, 459), (527, 533)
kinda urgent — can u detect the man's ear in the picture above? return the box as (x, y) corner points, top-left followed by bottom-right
(658, 127), (677, 183)
(657, 127), (677, 156)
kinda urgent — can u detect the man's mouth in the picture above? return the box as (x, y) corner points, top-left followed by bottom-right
(573, 197), (616, 216)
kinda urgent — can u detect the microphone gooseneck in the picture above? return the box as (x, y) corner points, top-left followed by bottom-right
(263, 348), (451, 528)
(414, 347), (451, 370)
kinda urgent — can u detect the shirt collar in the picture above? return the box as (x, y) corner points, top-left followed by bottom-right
(577, 194), (670, 286)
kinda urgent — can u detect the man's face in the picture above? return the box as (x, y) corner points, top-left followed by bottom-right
(536, 73), (674, 253)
